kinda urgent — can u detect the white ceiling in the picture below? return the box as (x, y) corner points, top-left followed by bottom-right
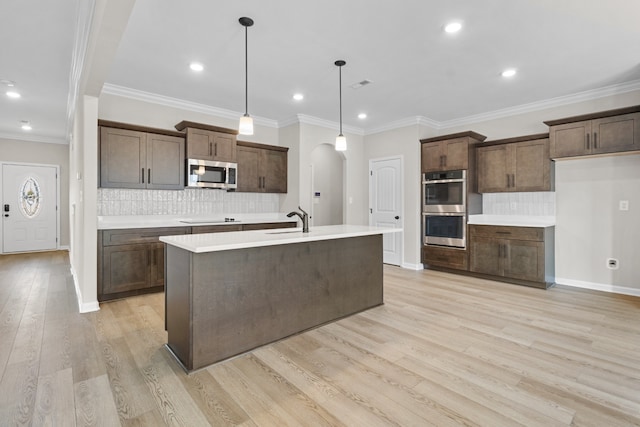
(2, 0), (640, 144)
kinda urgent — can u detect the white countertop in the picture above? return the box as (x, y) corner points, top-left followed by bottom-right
(468, 215), (555, 227)
(160, 224), (402, 253)
(97, 213), (295, 230)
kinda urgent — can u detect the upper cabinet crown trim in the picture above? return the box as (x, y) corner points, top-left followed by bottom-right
(481, 133), (549, 147)
(174, 120), (238, 135)
(98, 120), (184, 138)
(543, 105), (640, 126)
(420, 131), (487, 144)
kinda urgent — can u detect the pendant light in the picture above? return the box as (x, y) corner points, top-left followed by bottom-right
(239, 17), (254, 135)
(334, 60), (347, 151)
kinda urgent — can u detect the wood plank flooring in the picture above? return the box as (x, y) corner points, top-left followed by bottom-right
(1, 251), (639, 426)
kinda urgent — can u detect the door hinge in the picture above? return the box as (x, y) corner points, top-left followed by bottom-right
(370, 170), (373, 176)
(370, 208), (373, 214)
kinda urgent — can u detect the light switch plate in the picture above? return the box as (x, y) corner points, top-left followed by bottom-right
(619, 200), (629, 211)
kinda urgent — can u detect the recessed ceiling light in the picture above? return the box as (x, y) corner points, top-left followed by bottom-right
(189, 62), (204, 72)
(293, 93), (304, 101)
(444, 22), (462, 33)
(358, 113), (367, 119)
(501, 68), (517, 78)
(20, 120), (31, 130)
(6, 90), (21, 99)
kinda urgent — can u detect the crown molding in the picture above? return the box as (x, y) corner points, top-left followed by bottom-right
(292, 114), (365, 136)
(0, 131), (67, 145)
(101, 84), (280, 128)
(436, 79), (640, 130)
(365, 116), (440, 136)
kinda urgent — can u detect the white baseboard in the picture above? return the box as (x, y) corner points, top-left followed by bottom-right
(401, 262), (424, 271)
(69, 265), (100, 313)
(555, 277), (640, 298)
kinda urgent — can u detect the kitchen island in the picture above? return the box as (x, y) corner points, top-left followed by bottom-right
(160, 224), (400, 371)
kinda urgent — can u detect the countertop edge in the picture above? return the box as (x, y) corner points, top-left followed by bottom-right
(468, 215), (556, 227)
(160, 226), (402, 253)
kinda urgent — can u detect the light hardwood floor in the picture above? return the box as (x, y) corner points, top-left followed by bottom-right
(1, 251), (639, 426)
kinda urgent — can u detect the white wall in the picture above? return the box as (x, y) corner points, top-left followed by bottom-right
(69, 95), (99, 313)
(0, 138), (70, 248)
(311, 143), (343, 225)
(555, 154), (640, 294)
(277, 123), (300, 213)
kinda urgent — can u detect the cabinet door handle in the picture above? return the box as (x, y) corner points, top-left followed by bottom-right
(586, 133), (590, 150)
(498, 244), (502, 258)
(511, 174), (515, 188)
(443, 155), (447, 167)
(214, 143), (218, 157)
(593, 132), (597, 149)
(141, 168), (145, 183)
(148, 168), (151, 184)
(209, 142), (212, 156)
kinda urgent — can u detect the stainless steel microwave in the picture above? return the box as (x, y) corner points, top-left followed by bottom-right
(186, 159), (237, 190)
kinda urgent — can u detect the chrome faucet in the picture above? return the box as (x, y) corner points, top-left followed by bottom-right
(287, 206), (310, 233)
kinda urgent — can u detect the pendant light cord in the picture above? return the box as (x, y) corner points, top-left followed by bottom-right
(244, 24), (249, 116)
(339, 64), (343, 135)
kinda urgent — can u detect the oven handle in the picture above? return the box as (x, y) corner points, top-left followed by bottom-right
(422, 212), (466, 217)
(422, 178), (466, 184)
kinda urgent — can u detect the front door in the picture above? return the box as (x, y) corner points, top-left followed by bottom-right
(2, 163), (58, 253)
(369, 157), (403, 266)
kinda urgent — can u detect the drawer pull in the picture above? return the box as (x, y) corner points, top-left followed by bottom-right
(496, 231), (512, 235)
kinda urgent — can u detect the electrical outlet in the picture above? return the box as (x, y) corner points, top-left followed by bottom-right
(606, 258), (619, 270)
(619, 200), (629, 211)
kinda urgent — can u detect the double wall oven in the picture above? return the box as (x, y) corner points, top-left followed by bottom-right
(422, 170), (467, 248)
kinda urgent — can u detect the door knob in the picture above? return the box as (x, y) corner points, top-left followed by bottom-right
(394, 216), (400, 220)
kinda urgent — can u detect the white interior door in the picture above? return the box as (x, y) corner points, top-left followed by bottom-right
(2, 163), (58, 253)
(369, 157), (403, 266)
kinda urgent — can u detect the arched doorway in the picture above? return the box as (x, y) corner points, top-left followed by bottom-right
(310, 144), (344, 225)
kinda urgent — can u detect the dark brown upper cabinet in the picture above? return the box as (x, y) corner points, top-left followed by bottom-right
(476, 134), (553, 193)
(99, 123), (185, 190)
(420, 131), (486, 173)
(185, 128), (236, 162)
(545, 106), (640, 159)
(175, 120), (238, 163)
(236, 141), (288, 193)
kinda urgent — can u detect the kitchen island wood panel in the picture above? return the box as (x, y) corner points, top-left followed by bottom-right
(165, 233), (384, 371)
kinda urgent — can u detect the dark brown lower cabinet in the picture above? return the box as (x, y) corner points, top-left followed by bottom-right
(98, 227), (188, 302)
(469, 225), (554, 288)
(422, 245), (468, 271)
(98, 222), (297, 302)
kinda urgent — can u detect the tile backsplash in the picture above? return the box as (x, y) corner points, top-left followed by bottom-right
(482, 192), (556, 216)
(98, 189), (279, 216)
